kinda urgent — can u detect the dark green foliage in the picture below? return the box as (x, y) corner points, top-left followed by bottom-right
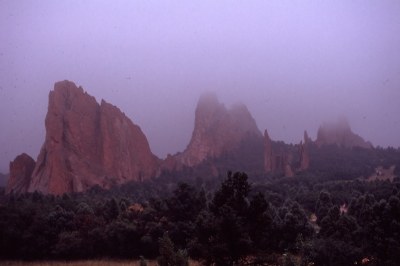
(0, 158), (400, 265)
(190, 172), (254, 265)
(247, 192), (275, 250)
(210, 171), (250, 216)
(304, 238), (362, 266)
(157, 232), (188, 266)
(315, 191), (333, 224)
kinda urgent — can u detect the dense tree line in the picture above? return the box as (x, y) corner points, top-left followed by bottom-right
(1, 146), (400, 265)
(0, 171), (399, 265)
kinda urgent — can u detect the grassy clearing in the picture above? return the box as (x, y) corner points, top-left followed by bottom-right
(0, 260), (202, 266)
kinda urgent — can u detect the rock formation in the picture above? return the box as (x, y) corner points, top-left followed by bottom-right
(6, 153), (35, 194)
(316, 118), (372, 149)
(8, 81), (379, 194)
(177, 93), (262, 167)
(264, 130), (294, 176)
(28, 80), (159, 195)
(264, 130), (310, 176)
(299, 131), (310, 171)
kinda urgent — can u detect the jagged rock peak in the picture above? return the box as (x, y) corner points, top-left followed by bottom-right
(179, 93), (262, 167)
(28, 80), (159, 195)
(316, 118), (372, 149)
(6, 153), (35, 194)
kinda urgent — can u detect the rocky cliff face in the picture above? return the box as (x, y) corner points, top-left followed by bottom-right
(98, 99), (159, 183)
(264, 130), (293, 176)
(264, 130), (310, 176)
(28, 80), (158, 195)
(316, 118), (372, 149)
(6, 153), (35, 194)
(177, 93), (262, 167)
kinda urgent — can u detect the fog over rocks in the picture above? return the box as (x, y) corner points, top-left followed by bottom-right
(1, 1), (400, 173)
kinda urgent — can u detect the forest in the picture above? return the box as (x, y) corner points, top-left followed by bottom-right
(1, 145), (400, 266)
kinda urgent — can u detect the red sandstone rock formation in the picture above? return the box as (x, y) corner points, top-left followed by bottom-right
(299, 131), (310, 171)
(264, 130), (294, 176)
(178, 93), (262, 167)
(284, 154), (294, 177)
(99, 99), (159, 182)
(316, 118), (372, 149)
(6, 153), (35, 194)
(264, 130), (310, 176)
(28, 80), (159, 195)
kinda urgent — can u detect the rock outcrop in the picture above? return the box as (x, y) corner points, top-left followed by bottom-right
(299, 131), (310, 171)
(28, 80), (159, 195)
(316, 118), (372, 149)
(264, 130), (293, 176)
(6, 153), (35, 194)
(264, 130), (310, 176)
(10, 81), (379, 194)
(177, 93), (262, 167)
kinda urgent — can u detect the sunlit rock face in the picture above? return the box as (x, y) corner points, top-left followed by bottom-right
(6, 153), (35, 194)
(316, 118), (373, 149)
(29, 80), (159, 195)
(178, 93), (262, 167)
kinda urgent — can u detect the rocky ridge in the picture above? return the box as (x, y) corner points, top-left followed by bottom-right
(5, 80), (376, 195)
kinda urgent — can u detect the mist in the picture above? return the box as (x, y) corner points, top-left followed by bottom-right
(1, 1), (400, 173)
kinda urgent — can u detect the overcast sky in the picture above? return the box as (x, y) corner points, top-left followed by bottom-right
(1, 1), (400, 173)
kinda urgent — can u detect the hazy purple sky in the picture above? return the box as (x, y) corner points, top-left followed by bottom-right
(1, 1), (400, 173)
